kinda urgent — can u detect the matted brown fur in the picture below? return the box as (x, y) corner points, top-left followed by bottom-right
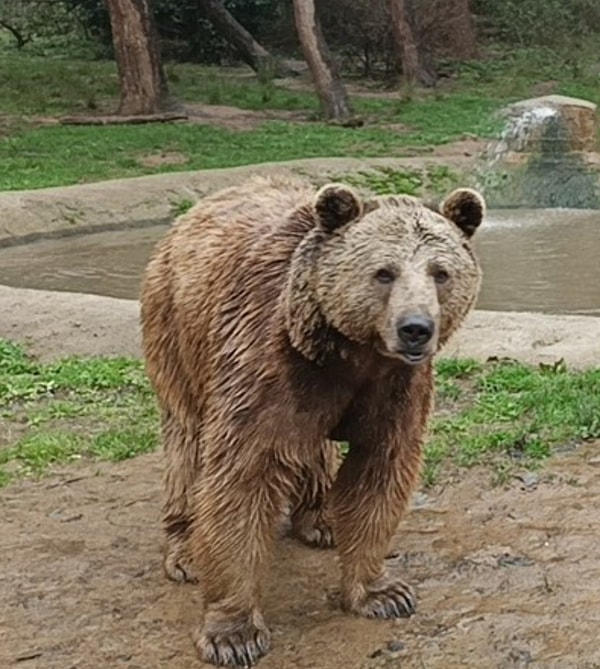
(140, 175), (485, 667)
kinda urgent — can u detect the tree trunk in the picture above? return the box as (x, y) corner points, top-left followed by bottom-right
(199, 0), (294, 77)
(105, 0), (171, 115)
(199, 0), (271, 72)
(292, 0), (352, 122)
(389, 0), (433, 86)
(445, 0), (477, 59)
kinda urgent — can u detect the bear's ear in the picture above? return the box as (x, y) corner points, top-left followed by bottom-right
(440, 188), (486, 238)
(314, 183), (364, 233)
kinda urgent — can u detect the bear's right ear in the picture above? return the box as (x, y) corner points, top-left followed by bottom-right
(314, 183), (364, 233)
(440, 188), (486, 238)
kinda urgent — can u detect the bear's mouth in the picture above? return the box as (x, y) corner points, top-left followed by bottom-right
(376, 339), (434, 365)
(378, 344), (432, 365)
(399, 350), (430, 365)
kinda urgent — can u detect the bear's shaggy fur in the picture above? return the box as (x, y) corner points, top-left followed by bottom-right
(140, 175), (485, 666)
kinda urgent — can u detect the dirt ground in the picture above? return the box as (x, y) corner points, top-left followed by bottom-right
(2, 286), (600, 669)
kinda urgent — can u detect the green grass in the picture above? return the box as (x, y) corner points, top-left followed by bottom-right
(0, 52), (320, 117)
(0, 339), (158, 485)
(2, 41), (600, 190)
(0, 92), (498, 191)
(2, 338), (600, 489)
(340, 164), (463, 199)
(424, 357), (600, 486)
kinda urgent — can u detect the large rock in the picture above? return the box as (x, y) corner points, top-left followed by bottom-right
(500, 95), (598, 157)
(479, 95), (600, 208)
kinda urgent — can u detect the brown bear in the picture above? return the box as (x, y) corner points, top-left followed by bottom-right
(140, 175), (485, 667)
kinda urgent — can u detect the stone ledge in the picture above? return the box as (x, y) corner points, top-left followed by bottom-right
(0, 156), (473, 247)
(1, 284), (598, 369)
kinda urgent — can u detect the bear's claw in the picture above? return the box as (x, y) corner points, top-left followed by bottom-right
(163, 545), (197, 583)
(291, 509), (335, 549)
(194, 621), (271, 667)
(351, 576), (416, 620)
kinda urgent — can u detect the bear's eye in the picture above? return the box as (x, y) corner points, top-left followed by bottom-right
(374, 268), (395, 284)
(433, 269), (450, 285)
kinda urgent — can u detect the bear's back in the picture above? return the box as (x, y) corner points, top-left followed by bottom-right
(158, 175), (314, 290)
(140, 177), (317, 396)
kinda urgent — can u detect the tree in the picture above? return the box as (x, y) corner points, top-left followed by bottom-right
(105, 0), (172, 115)
(414, 0), (477, 61)
(198, 0), (281, 75)
(389, 0), (434, 86)
(443, 0), (477, 59)
(292, 0), (353, 122)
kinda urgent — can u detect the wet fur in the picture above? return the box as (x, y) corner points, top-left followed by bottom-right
(140, 176), (483, 666)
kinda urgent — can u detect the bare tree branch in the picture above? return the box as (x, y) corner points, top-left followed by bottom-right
(0, 19), (31, 49)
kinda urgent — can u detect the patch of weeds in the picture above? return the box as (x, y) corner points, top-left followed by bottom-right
(421, 440), (450, 489)
(436, 358), (483, 379)
(0, 339), (38, 374)
(425, 165), (462, 198)
(26, 400), (89, 426)
(88, 427), (157, 461)
(491, 459), (513, 487)
(339, 165), (464, 200)
(171, 198), (195, 217)
(2, 432), (85, 475)
(425, 358), (600, 486)
(0, 469), (13, 487)
(44, 356), (148, 391)
(0, 339), (159, 486)
(342, 167), (424, 196)
(436, 378), (462, 403)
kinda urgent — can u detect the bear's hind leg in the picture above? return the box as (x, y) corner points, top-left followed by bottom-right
(162, 410), (202, 583)
(289, 439), (340, 549)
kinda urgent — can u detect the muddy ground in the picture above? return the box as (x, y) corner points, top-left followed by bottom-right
(3, 442), (600, 669)
(1, 285), (600, 669)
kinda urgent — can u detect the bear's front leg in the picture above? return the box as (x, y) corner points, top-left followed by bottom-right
(329, 438), (422, 618)
(188, 455), (290, 667)
(328, 372), (431, 620)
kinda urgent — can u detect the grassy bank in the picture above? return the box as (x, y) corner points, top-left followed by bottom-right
(1, 43), (600, 190)
(0, 113), (489, 192)
(2, 339), (599, 489)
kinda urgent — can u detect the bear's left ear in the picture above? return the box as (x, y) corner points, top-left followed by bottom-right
(440, 188), (486, 238)
(314, 183), (364, 233)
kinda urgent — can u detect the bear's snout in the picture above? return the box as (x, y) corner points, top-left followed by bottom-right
(396, 315), (435, 349)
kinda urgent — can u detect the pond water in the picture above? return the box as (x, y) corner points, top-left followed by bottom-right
(0, 208), (598, 316)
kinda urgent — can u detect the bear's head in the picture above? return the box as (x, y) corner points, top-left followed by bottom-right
(284, 182), (485, 365)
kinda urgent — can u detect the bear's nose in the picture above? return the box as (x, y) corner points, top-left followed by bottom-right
(397, 316), (435, 347)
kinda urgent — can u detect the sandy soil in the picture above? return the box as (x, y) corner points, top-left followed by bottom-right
(1, 284), (600, 669)
(2, 284), (600, 369)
